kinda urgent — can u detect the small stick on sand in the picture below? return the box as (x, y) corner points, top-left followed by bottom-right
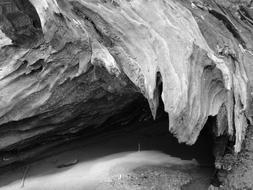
(138, 143), (141, 152)
(21, 165), (30, 188)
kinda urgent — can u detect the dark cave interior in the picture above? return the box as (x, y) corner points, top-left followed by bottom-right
(0, 72), (217, 174)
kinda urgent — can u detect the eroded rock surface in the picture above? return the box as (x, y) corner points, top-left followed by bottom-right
(0, 0), (253, 188)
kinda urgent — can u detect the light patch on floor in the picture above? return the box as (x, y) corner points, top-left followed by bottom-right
(0, 151), (197, 190)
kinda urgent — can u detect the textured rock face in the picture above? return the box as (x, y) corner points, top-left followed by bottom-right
(0, 0), (142, 167)
(0, 0), (252, 176)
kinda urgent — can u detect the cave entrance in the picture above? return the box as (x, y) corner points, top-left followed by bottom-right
(0, 95), (217, 189)
(42, 84), (216, 188)
(0, 94), (217, 190)
(0, 74), (216, 189)
(127, 71), (216, 167)
(23, 94), (215, 167)
(130, 112), (216, 167)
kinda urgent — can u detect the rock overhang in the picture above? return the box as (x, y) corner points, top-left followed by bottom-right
(0, 0), (252, 164)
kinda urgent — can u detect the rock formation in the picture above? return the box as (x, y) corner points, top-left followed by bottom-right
(0, 0), (253, 188)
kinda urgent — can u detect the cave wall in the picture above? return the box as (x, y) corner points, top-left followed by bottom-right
(0, 0), (252, 179)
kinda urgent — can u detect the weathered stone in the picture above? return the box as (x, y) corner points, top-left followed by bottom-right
(0, 0), (253, 188)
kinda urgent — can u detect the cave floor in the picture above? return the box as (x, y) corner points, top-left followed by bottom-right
(0, 120), (214, 190)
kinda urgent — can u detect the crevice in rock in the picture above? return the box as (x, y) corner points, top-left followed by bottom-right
(71, 3), (115, 47)
(154, 71), (166, 120)
(0, 0), (43, 47)
(12, 0), (42, 29)
(238, 6), (253, 26)
(208, 9), (247, 48)
(210, 107), (238, 188)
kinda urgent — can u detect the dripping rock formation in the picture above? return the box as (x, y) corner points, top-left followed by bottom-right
(0, 0), (253, 189)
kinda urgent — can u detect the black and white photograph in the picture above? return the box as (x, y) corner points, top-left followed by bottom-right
(0, 0), (252, 189)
